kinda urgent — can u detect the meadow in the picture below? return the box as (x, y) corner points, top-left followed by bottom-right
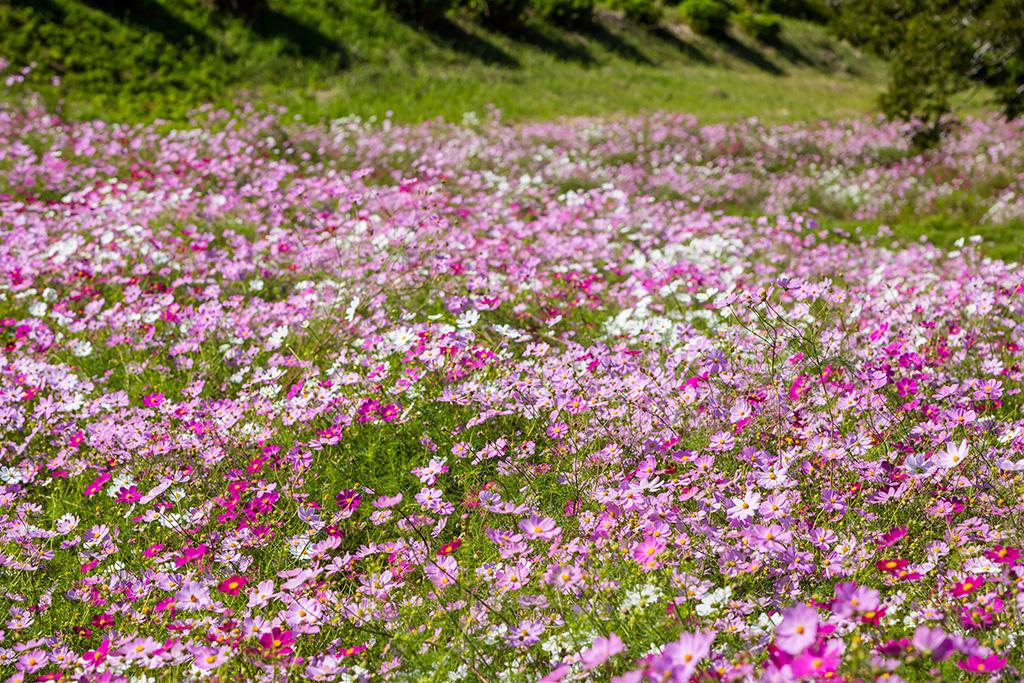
(1, 55), (1024, 681)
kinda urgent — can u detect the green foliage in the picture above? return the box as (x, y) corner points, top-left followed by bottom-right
(0, 0), (884, 125)
(679, 0), (731, 36)
(736, 10), (781, 42)
(0, 0), (225, 112)
(833, 0), (1024, 142)
(754, 0), (828, 23)
(207, 0), (269, 16)
(608, 0), (663, 25)
(380, 0), (454, 24)
(531, 0), (595, 26)
(459, 0), (530, 25)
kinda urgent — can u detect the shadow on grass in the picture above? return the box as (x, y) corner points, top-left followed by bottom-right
(416, 17), (521, 67)
(492, 22), (596, 65)
(769, 36), (818, 69)
(717, 34), (783, 74)
(576, 21), (652, 65)
(77, 0), (216, 51)
(249, 8), (349, 66)
(649, 25), (711, 64)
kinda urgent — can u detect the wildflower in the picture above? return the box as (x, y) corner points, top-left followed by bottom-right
(956, 655), (1007, 673)
(81, 640), (109, 668)
(519, 514), (560, 541)
(933, 439), (969, 469)
(951, 576), (984, 597)
(774, 604), (818, 654)
(437, 538), (462, 555)
(984, 545), (1020, 565)
(174, 544), (208, 567)
(425, 555), (459, 589)
(912, 625), (954, 661)
(581, 633), (625, 670)
(218, 575), (247, 596)
(875, 558), (908, 574)
(258, 627), (296, 658)
(875, 525), (907, 548)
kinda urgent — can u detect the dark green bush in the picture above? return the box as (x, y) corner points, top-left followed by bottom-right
(679, 0), (731, 35)
(531, 0), (596, 26)
(207, 0), (268, 16)
(608, 0), (663, 25)
(459, 0), (530, 25)
(736, 10), (781, 42)
(380, 0), (454, 25)
(757, 0), (829, 22)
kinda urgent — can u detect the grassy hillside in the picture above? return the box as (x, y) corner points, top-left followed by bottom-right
(2, 0), (884, 123)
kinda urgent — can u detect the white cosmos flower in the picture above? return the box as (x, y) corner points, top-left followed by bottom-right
(933, 439), (968, 469)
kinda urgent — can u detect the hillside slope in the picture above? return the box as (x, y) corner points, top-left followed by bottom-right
(2, 0), (884, 123)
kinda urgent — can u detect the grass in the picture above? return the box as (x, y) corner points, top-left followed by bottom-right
(3, 0), (886, 124)
(833, 215), (1024, 263)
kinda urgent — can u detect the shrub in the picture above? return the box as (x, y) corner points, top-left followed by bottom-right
(532, 0), (596, 26)
(380, 0), (454, 25)
(736, 10), (782, 42)
(609, 0), (663, 25)
(459, 0), (530, 25)
(756, 0), (829, 22)
(207, 0), (268, 16)
(679, 0), (731, 35)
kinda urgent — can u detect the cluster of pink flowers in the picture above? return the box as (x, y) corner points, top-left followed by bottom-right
(1, 77), (1023, 681)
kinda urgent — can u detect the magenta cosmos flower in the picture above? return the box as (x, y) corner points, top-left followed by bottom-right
(956, 654), (1007, 674)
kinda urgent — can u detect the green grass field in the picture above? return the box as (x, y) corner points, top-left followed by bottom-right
(4, 0), (884, 123)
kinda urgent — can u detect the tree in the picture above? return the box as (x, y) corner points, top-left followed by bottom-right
(832, 0), (1024, 145)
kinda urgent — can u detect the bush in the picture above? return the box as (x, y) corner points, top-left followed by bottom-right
(736, 10), (782, 42)
(207, 0), (268, 17)
(679, 0), (731, 35)
(608, 0), (663, 25)
(532, 0), (596, 26)
(380, 0), (454, 24)
(459, 0), (530, 25)
(756, 0), (829, 22)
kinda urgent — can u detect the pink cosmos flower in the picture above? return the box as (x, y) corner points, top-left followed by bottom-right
(82, 639), (110, 668)
(425, 555), (459, 589)
(657, 631), (715, 680)
(142, 392), (164, 408)
(218, 575), (247, 596)
(956, 655), (1007, 674)
(774, 604), (818, 655)
(581, 633), (625, 670)
(539, 664), (571, 683)
(985, 545), (1020, 565)
(191, 645), (230, 670)
(546, 422), (569, 440)
(912, 625), (954, 661)
(790, 642), (842, 678)
(951, 576), (984, 597)
(519, 514), (560, 541)
(174, 544), (208, 567)
(17, 649), (47, 673)
(875, 525), (907, 548)
(258, 627), (296, 658)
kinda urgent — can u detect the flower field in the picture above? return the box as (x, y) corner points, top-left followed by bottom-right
(2, 90), (1024, 682)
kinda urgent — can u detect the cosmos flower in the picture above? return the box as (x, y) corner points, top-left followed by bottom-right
(519, 514), (561, 541)
(581, 633), (625, 670)
(774, 604), (819, 655)
(956, 654), (1007, 674)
